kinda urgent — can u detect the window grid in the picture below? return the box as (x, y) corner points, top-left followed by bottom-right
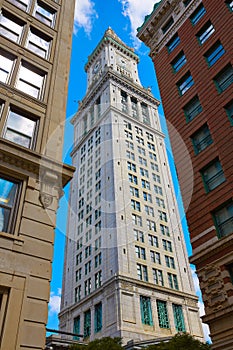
(157, 300), (170, 328)
(140, 296), (153, 325)
(173, 304), (186, 332)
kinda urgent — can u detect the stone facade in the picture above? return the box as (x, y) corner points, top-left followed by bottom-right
(0, 0), (75, 348)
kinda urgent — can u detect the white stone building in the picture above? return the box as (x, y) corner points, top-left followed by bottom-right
(59, 28), (203, 345)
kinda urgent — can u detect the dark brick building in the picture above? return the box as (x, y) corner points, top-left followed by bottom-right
(138, 1), (233, 349)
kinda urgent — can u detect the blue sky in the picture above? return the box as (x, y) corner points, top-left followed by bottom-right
(47, 0), (210, 342)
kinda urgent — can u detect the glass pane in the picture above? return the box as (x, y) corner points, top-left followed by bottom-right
(5, 129), (31, 148)
(0, 15), (23, 43)
(17, 65), (44, 98)
(35, 3), (55, 27)
(0, 54), (14, 83)
(8, 0), (30, 11)
(0, 178), (17, 206)
(7, 111), (35, 137)
(27, 31), (50, 58)
(0, 207), (10, 232)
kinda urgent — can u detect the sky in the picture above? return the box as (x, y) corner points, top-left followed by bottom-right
(47, 0), (210, 343)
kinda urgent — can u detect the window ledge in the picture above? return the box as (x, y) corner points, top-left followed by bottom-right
(0, 231), (24, 246)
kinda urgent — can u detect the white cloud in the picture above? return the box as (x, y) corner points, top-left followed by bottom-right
(49, 288), (61, 315)
(74, 0), (98, 36)
(118, 0), (160, 47)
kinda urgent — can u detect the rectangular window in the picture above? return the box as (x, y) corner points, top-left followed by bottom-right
(131, 97), (138, 118)
(8, 0), (30, 12)
(154, 185), (163, 195)
(153, 269), (164, 286)
(214, 64), (233, 93)
(167, 34), (180, 53)
(129, 174), (138, 185)
(147, 220), (156, 232)
(0, 175), (19, 233)
(131, 200), (141, 212)
(127, 161), (136, 172)
(165, 255), (175, 269)
(130, 186), (139, 198)
(190, 3), (206, 25)
(148, 234), (158, 247)
(201, 158), (225, 192)
(191, 124), (213, 154)
(213, 201), (233, 238)
(143, 192), (152, 203)
(0, 50), (15, 84)
(159, 211), (167, 222)
(225, 0), (233, 11)
(150, 251), (161, 264)
(34, 1), (56, 27)
(140, 296), (153, 325)
(183, 0), (192, 6)
(27, 27), (51, 59)
(4, 108), (37, 149)
(84, 309), (91, 338)
(132, 214), (142, 226)
(177, 72), (194, 95)
(173, 304), (186, 332)
(183, 95), (202, 121)
(162, 17), (174, 34)
(135, 246), (146, 260)
(74, 285), (81, 302)
(94, 271), (102, 289)
(157, 300), (170, 328)
(73, 316), (80, 340)
(16, 61), (46, 99)
(134, 229), (144, 243)
(121, 90), (128, 112)
(225, 100), (233, 125)
(172, 51), (187, 72)
(0, 10), (24, 43)
(160, 224), (170, 236)
(162, 239), (172, 252)
(197, 21), (215, 45)
(205, 41), (225, 67)
(137, 264), (148, 281)
(94, 303), (102, 333)
(168, 273), (179, 290)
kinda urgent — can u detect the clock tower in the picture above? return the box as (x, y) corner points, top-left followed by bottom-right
(59, 28), (204, 345)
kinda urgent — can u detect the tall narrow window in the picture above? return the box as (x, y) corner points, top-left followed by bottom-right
(168, 273), (179, 290)
(16, 61), (46, 99)
(191, 124), (213, 154)
(0, 50), (16, 84)
(197, 21), (215, 45)
(0, 10), (24, 43)
(201, 158), (225, 192)
(0, 176), (19, 233)
(213, 201), (233, 238)
(84, 309), (91, 338)
(27, 28), (51, 59)
(157, 300), (170, 328)
(94, 302), (102, 333)
(153, 269), (164, 286)
(73, 316), (80, 340)
(225, 100), (233, 125)
(162, 17), (174, 34)
(214, 64), (233, 93)
(171, 51), (187, 72)
(177, 72), (194, 95)
(140, 296), (153, 325)
(205, 41), (225, 67)
(34, 1), (56, 27)
(121, 90), (128, 112)
(190, 3), (206, 25)
(0, 287), (9, 336)
(131, 97), (138, 118)
(141, 103), (150, 125)
(4, 109), (37, 149)
(167, 34), (180, 53)
(173, 304), (186, 332)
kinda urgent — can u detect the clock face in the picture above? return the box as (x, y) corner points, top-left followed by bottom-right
(93, 59), (101, 74)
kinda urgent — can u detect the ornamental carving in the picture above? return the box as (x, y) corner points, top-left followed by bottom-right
(39, 170), (59, 209)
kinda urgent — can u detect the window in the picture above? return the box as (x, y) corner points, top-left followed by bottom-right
(85, 261), (91, 275)
(126, 150), (135, 160)
(139, 157), (147, 166)
(162, 16), (174, 34)
(136, 136), (144, 145)
(159, 211), (167, 222)
(84, 309), (91, 338)
(141, 179), (150, 189)
(16, 61), (46, 99)
(183, 95), (202, 121)
(197, 21), (215, 45)
(149, 152), (157, 161)
(137, 264), (148, 281)
(8, 0), (30, 12)
(213, 201), (233, 238)
(156, 197), (165, 209)
(225, 100), (233, 124)
(165, 256), (175, 269)
(177, 72), (194, 95)
(143, 192), (152, 203)
(140, 168), (149, 178)
(148, 234), (158, 247)
(153, 269), (164, 286)
(190, 3), (206, 25)
(0, 10), (24, 43)
(95, 181), (101, 191)
(205, 41), (225, 67)
(162, 239), (172, 252)
(167, 34), (180, 53)
(168, 273), (179, 289)
(141, 103), (150, 125)
(131, 97), (138, 118)
(130, 186), (139, 198)
(147, 219), (156, 232)
(191, 124), (213, 154)
(127, 161), (136, 172)
(132, 214), (142, 226)
(183, 0), (192, 6)
(129, 174), (138, 185)
(124, 121), (132, 130)
(121, 90), (128, 112)
(172, 51), (187, 72)
(145, 205), (154, 217)
(4, 109), (37, 149)
(201, 159), (225, 192)
(125, 130), (133, 139)
(76, 268), (82, 282)
(131, 200), (141, 212)
(126, 140), (134, 150)
(140, 296), (153, 325)
(173, 304), (186, 332)
(94, 303), (102, 333)
(150, 251), (161, 264)
(27, 28), (51, 58)
(95, 252), (102, 268)
(147, 142), (155, 151)
(160, 224), (170, 236)
(151, 162), (159, 172)
(0, 176), (19, 233)
(34, 1), (56, 27)
(73, 316), (80, 340)
(146, 132), (153, 141)
(138, 146), (146, 155)
(135, 246), (146, 260)
(157, 300), (169, 328)
(154, 185), (163, 196)
(95, 271), (102, 289)
(134, 229), (144, 242)
(0, 50), (16, 84)
(225, 0), (233, 11)
(214, 64), (233, 93)
(74, 285), (81, 302)
(84, 278), (91, 296)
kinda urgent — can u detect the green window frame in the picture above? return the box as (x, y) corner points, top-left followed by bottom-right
(214, 64), (233, 93)
(84, 309), (91, 338)
(183, 95), (202, 121)
(177, 72), (194, 95)
(225, 0), (233, 12)
(197, 21), (215, 45)
(173, 304), (186, 332)
(94, 302), (102, 333)
(140, 296), (153, 326)
(73, 316), (80, 340)
(205, 41), (225, 67)
(190, 3), (206, 25)
(201, 158), (225, 192)
(171, 51), (187, 72)
(156, 300), (170, 328)
(225, 100), (233, 125)
(191, 124), (213, 154)
(167, 34), (180, 53)
(212, 201), (233, 238)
